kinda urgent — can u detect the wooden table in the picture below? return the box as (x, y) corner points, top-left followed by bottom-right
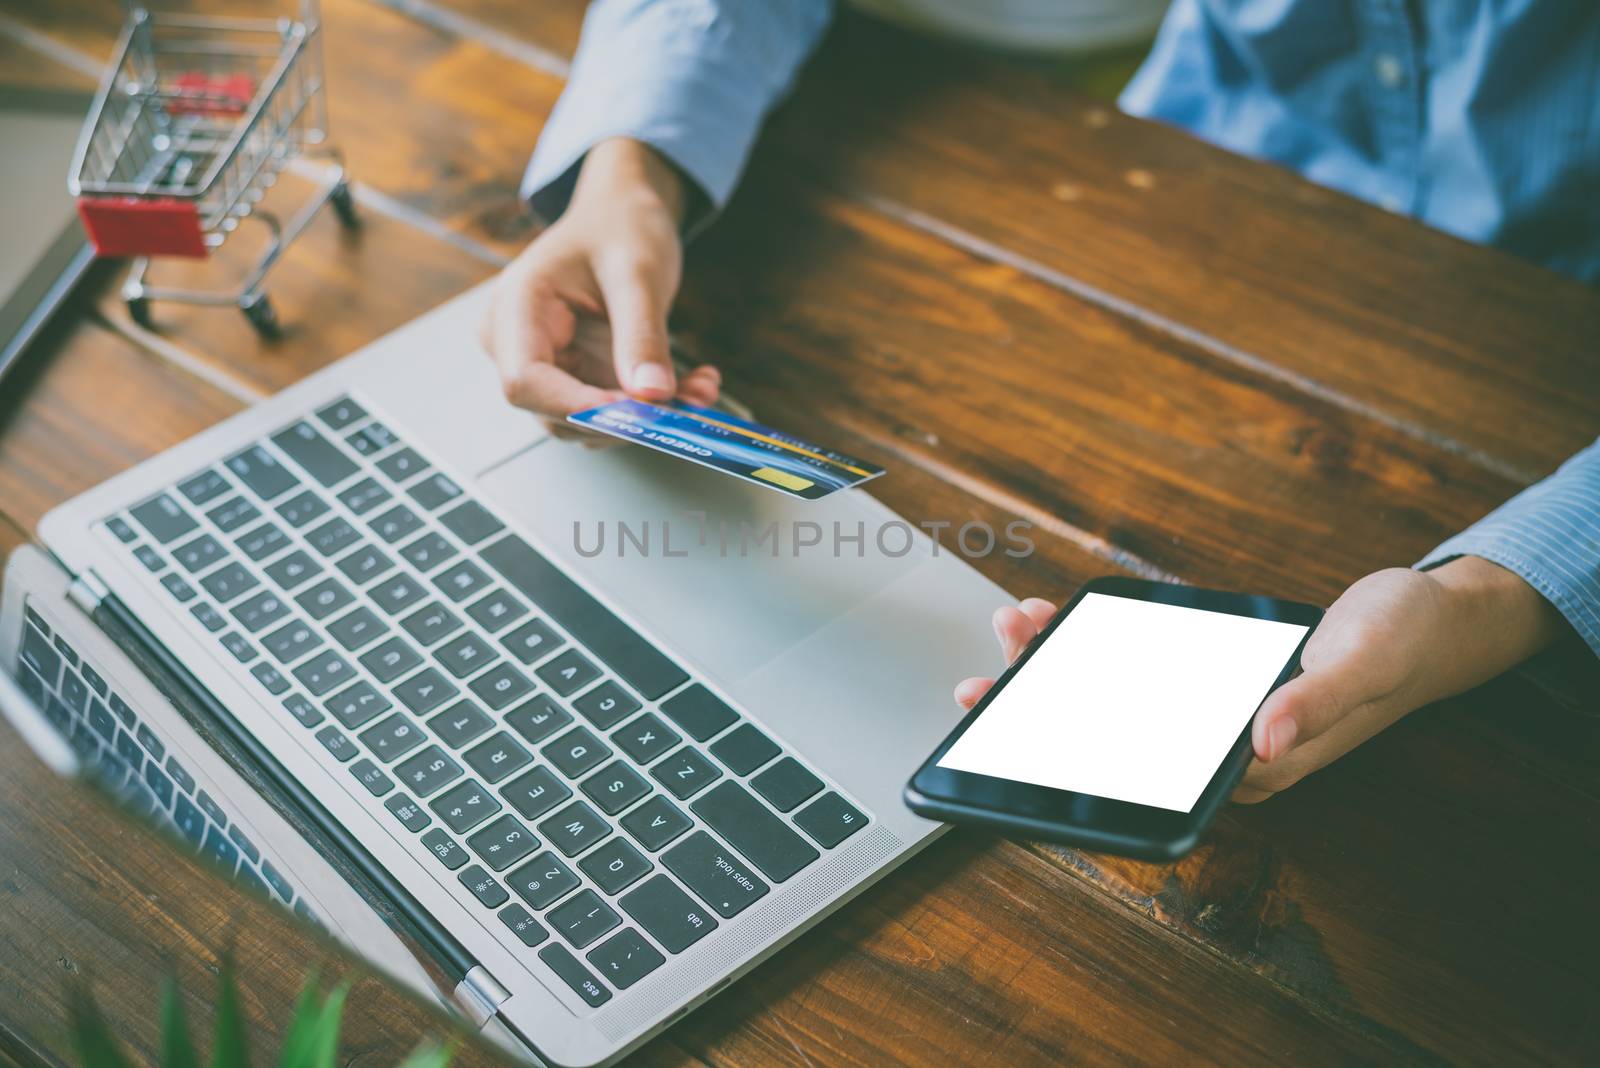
(2, 3), (1598, 1065)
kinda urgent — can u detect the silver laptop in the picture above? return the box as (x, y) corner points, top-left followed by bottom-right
(2, 284), (1007, 1065)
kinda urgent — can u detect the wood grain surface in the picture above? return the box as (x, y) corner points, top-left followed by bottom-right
(0, 2), (1596, 1066)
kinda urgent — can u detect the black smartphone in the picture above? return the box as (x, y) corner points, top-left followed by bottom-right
(905, 576), (1323, 861)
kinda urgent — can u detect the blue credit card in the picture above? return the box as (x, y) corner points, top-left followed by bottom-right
(567, 399), (886, 500)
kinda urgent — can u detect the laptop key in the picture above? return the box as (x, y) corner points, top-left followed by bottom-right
(230, 590), (290, 632)
(438, 500), (504, 545)
(467, 813), (539, 872)
(350, 758), (395, 797)
(82, 666), (107, 698)
(650, 747), (722, 801)
(376, 446), (427, 482)
(500, 904), (550, 948)
(500, 766), (572, 821)
(659, 685), (738, 743)
(620, 796), (692, 852)
(581, 760), (650, 816)
(468, 662), (533, 710)
(465, 588), (526, 632)
(250, 663), (290, 695)
(692, 782), (819, 883)
(359, 714), (425, 762)
(261, 860), (295, 903)
(540, 944), (611, 1008)
(579, 838), (652, 895)
(346, 422), (396, 455)
(225, 445), (300, 500)
(337, 477), (392, 516)
(295, 577), (354, 621)
(316, 725), (358, 763)
(545, 726), (610, 779)
(372, 573), (428, 615)
(370, 504), (423, 544)
(434, 631), (496, 678)
(464, 732), (533, 784)
(130, 493), (198, 543)
(662, 831), (770, 918)
(586, 928), (664, 990)
(399, 531), (456, 572)
(431, 779), (502, 834)
(328, 679), (395, 728)
(498, 618), (562, 665)
(750, 757), (824, 813)
(20, 624), (61, 683)
(60, 672), (88, 714)
(358, 636), (423, 683)
(212, 504), (266, 544)
(264, 549), (323, 590)
(306, 517), (361, 557)
(434, 560), (491, 603)
(573, 681), (641, 731)
(174, 533), (226, 572)
(293, 649), (354, 696)
(506, 851), (580, 914)
(549, 889), (620, 949)
(399, 601), (461, 646)
(396, 746), (463, 797)
(178, 468), (230, 505)
(481, 534), (688, 700)
(795, 793), (869, 848)
(385, 793), (432, 832)
(535, 648), (600, 698)
(326, 605), (388, 650)
(422, 828), (470, 870)
(106, 516), (138, 543)
(336, 544), (394, 585)
(709, 724), (781, 776)
(505, 695), (572, 747)
(236, 523), (290, 562)
(537, 800), (609, 858)
(618, 874), (719, 953)
(202, 826), (241, 873)
(218, 631), (258, 664)
(428, 700), (493, 748)
(271, 421), (358, 487)
(408, 472), (462, 511)
(161, 573), (197, 602)
(612, 712), (680, 766)
(392, 667), (457, 715)
(458, 864), (509, 908)
(275, 489), (329, 529)
(262, 620), (322, 664)
(314, 396), (366, 431)
(173, 795), (206, 844)
(282, 694), (324, 728)
(133, 545), (165, 572)
(200, 562), (258, 603)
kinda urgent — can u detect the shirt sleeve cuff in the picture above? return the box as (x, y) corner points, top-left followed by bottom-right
(1416, 440), (1600, 657)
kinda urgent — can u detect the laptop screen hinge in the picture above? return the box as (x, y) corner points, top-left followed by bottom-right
(67, 569), (111, 615)
(454, 965), (511, 1027)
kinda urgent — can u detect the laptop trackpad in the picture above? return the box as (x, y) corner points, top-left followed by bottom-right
(475, 436), (927, 685)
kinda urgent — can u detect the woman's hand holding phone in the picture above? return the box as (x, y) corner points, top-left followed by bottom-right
(955, 558), (1564, 802)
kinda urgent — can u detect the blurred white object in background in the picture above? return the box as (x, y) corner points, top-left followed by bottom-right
(852, 0), (1170, 53)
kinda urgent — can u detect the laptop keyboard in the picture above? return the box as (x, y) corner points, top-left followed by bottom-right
(102, 394), (870, 1007)
(12, 603), (318, 925)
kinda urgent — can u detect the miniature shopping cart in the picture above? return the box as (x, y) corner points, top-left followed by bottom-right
(69, 0), (355, 336)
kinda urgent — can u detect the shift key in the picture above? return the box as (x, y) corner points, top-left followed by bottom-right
(691, 782), (819, 883)
(663, 831), (769, 917)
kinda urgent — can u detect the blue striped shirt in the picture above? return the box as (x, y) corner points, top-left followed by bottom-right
(524, 0), (1600, 655)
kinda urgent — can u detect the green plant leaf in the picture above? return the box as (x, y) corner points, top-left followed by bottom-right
(394, 1041), (454, 1068)
(160, 977), (199, 1068)
(66, 980), (131, 1068)
(276, 974), (324, 1068)
(307, 982), (349, 1068)
(210, 961), (249, 1068)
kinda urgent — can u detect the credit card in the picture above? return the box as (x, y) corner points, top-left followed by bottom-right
(567, 399), (885, 500)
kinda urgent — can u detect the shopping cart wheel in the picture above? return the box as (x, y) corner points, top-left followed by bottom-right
(330, 180), (359, 228)
(127, 296), (153, 329)
(241, 294), (281, 338)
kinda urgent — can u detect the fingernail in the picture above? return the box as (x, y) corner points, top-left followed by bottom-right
(631, 364), (673, 394)
(1266, 717), (1297, 760)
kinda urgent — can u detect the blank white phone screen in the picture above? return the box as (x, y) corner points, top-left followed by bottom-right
(938, 593), (1310, 813)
